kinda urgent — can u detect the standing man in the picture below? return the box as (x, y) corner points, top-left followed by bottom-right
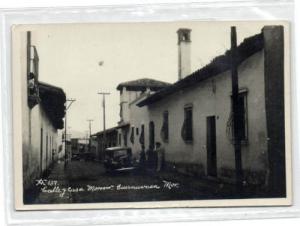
(139, 144), (146, 171)
(155, 142), (165, 172)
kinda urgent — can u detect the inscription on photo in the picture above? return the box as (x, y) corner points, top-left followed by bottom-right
(35, 179), (179, 199)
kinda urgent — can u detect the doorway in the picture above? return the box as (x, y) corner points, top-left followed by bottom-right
(40, 128), (43, 175)
(149, 121), (155, 149)
(207, 116), (217, 177)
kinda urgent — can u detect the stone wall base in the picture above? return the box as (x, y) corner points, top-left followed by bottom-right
(164, 161), (205, 178)
(164, 161), (268, 187)
(220, 167), (268, 186)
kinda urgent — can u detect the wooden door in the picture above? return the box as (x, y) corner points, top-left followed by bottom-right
(207, 116), (217, 177)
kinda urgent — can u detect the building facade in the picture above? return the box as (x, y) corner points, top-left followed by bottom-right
(92, 126), (119, 160)
(116, 79), (170, 150)
(18, 31), (66, 195)
(117, 26), (285, 195)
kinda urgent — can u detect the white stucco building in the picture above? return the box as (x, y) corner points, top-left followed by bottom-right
(116, 26), (286, 196)
(14, 31), (66, 197)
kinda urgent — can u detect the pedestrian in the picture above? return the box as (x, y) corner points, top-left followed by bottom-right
(155, 142), (165, 172)
(139, 144), (146, 171)
(146, 146), (154, 171)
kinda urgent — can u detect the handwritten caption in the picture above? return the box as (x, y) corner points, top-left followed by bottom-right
(35, 179), (180, 198)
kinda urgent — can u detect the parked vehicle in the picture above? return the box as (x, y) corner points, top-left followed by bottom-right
(71, 153), (81, 160)
(103, 147), (137, 173)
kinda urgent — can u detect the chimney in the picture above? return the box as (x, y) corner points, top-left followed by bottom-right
(177, 28), (191, 80)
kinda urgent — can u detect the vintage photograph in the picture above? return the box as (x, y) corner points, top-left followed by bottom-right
(12, 21), (291, 209)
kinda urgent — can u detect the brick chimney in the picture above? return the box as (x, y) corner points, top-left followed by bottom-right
(177, 28), (191, 80)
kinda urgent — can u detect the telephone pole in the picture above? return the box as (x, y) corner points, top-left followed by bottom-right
(87, 119), (93, 152)
(64, 98), (76, 168)
(230, 26), (243, 193)
(97, 92), (110, 161)
(87, 119), (93, 137)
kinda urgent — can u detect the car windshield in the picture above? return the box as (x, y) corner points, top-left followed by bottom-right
(112, 150), (128, 158)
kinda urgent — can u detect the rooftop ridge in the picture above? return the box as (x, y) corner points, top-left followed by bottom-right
(137, 32), (264, 107)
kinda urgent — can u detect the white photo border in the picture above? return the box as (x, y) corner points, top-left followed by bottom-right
(1, 0), (299, 225)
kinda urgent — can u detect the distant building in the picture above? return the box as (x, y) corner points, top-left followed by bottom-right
(91, 126), (119, 160)
(70, 138), (94, 160)
(20, 31), (66, 194)
(116, 78), (170, 150)
(71, 138), (80, 157)
(117, 26), (286, 196)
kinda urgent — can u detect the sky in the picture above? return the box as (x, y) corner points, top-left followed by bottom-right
(20, 21), (277, 138)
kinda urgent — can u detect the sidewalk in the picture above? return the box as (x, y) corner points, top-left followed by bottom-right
(33, 160), (106, 204)
(33, 161), (73, 204)
(155, 170), (268, 199)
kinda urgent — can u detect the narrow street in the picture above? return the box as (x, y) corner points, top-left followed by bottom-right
(31, 160), (245, 204)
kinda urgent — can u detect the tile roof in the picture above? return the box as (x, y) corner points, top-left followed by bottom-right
(137, 32), (264, 107)
(38, 82), (66, 129)
(92, 126), (119, 137)
(117, 78), (171, 91)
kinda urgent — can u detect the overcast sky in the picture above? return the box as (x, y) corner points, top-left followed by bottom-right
(22, 21), (277, 138)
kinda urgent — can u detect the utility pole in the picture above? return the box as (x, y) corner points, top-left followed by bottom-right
(230, 26), (243, 193)
(97, 92), (110, 161)
(87, 119), (93, 137)
(64, 98), (76, 168)
(87, 119), (93, 152)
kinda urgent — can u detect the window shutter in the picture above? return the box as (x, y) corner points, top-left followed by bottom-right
(139, 125), (145, 145)
(181, 118), (187, 141)
(130, 127), (134, 144)
(160, 120), (168, 142)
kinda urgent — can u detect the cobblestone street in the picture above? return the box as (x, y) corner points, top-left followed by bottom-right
(31, 160), (248, 204)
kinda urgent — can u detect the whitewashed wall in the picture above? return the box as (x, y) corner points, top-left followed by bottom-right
(18, 30), (60, 190)
(125, 50), (267, 179)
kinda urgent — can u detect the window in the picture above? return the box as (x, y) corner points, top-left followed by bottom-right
(130, 127), (135, 144)
(181, 105), (193, 142)
(136, 127), (139, 135)
(161, 111), (169, 142)
(229, 92), (248, 142)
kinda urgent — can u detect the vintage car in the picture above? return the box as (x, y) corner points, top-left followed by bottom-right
(103, 147), (138, 173)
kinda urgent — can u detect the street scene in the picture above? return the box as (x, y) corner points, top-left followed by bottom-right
(13, 22), (288, 207)
(31, 160), (266, 204)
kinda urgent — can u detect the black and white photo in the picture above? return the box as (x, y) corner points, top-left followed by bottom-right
(12, 21), (291, 209)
